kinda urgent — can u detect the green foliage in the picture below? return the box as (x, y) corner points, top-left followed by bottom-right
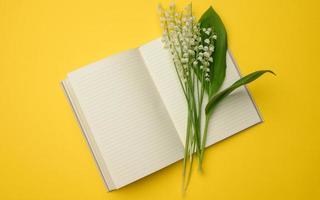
(198, 7), (275, 168)
(206, 70), (275, 116)
(199, 7), (227, 97)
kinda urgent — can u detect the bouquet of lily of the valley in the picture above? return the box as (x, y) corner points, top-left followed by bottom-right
(158, 2), (274, 191)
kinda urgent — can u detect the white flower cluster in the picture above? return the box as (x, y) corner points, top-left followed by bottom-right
(158, 3), (217, 83)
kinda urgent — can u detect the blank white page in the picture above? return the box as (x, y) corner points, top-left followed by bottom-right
(67, 49), (183, 189)
(139, 39), (262, 147)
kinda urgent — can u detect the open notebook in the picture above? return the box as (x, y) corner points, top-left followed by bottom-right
(61, 38), (262, 191)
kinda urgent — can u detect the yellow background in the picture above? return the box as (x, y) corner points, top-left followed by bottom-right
(1, 0), (319, 199)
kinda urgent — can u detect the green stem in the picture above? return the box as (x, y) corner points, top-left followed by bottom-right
(200, 115), (210, 167)
(183, 134), (196, 192)
(182, 111), (191, 190)
(197, 71), (206, 171)
(186, 74), (201, 155)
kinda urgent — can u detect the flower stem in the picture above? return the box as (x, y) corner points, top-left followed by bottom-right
(199, 115), (210, 168)
(182, 111), (191, 190)
(183, 136), (196, 192)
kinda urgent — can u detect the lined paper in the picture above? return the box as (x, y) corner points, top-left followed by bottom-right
(67, 49), (183, 189)
(139, 39), (262, 147)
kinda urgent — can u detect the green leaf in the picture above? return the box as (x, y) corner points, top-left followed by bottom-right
(205, 70), (275, 115)
(199, 6), (228, 97)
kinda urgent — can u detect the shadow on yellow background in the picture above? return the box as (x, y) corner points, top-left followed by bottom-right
(0, 0), (319, 199)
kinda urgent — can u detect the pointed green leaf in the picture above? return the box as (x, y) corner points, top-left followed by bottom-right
(205, 70), (275, 115)
(199, 6), (228, 97)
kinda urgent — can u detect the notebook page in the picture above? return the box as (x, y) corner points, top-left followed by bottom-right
(139, 39), (262, 147)
(67, 49), (183, 188)
(62, 79), (116, 190)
